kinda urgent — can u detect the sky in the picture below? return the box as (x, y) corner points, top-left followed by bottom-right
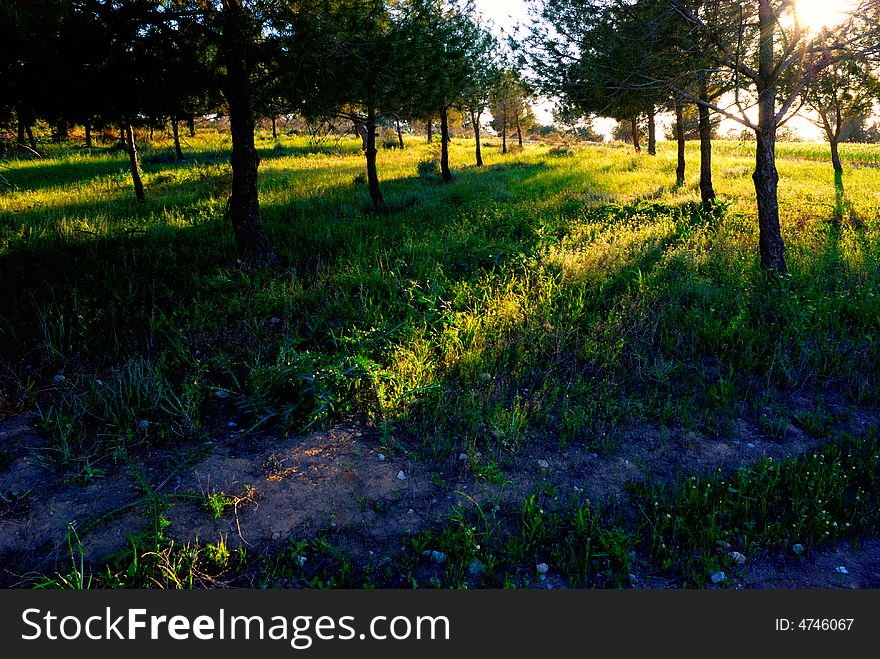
(471, 0), (826, 141)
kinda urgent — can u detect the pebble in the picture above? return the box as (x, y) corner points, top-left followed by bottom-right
(792, 543), (805, 555)
(746, 442), (756, 449)
(137, 420), (150, 431)
(227, 421), (237, 428)
(396, 470), (406, 480)
(297, 556), (306, 567)
(214, 390), (229, 399)
(52, 374), (66, 385)
(729, 551), (747, 565)
(537, 459), (550, 470)
(835, 566), (849, 574)
(270, 317), (281, 324)
(271, 532), (281, 540)
(377, 453), (385, 461)
(458, 453), (468, 461)
(423, 550), (446, 564)
(536, 562), (549, 574)
(479, 372), (492, 381)
(710, 571), (727, 584)
(468, 559), (485, 576)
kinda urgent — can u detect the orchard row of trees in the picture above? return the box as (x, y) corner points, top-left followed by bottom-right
(0, 0), (536, 265)
(523, 0), (880, 273)
(3, 1), (880, 274)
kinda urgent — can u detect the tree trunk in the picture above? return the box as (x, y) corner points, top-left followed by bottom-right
(221, 0), (277, 267)
(472, 110), (483, 167)
(439, 106), (452, 182)
(502, 120), (507, 154)
(26, 123), (36, 152)
(125, 124), (146, 203)
(829, 136), (843, 174)
(85, 121), (92, 148)
(172, 117), (184, 161)
(698, 81), (715, 204)
(188, 116), (196, 137)
(675, 101), (686, 186)
(53, 120), (68, 142)
(753, 0), (786, 273)
(516, 116), (523, 147)
(647, 106), (656, 156)
(630, 117), (641, 152)
(364, 109), (385, 211)
(427, 119), (433, 143)
(16, 109), (25, 147)
(271, 114), (277, 139)
(396, 117), (404, 149)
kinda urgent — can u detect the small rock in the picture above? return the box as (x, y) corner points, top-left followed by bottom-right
(52, 374), (66, 385)
(214, 390), (229, 399)
(479, 372), (492, 382)
(729, 551), (747, 565)
(430, 550), (446, 564)
(835, 566), (849, 574)
(536, 562), (549, 575)
(227, 421), (237, 428)
(396, 470), (406, 480)
(137, 420), (150, 431)
(468, 559), (485, 576)
(475, 452), (482, 458)
(96, 379), (103, 386)
(297, 556), (306, 567)
(407, 508), (414, 515)
(537, 459), (550, 470)
(746, 442), (756, 449)
(792, 543), (805, 555)
(710, 571), (727, 584)
(628, 573), (638, 585)
(377, 453), (385, 461)
(458, 453), (468, 461)
(270, 317), (281, 324)
(271, 532), (281, 540)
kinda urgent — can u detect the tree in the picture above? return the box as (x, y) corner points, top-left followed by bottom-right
(551, 103), (606, 142)
(218, 0), (278, 266)
(801, 60), (879, 173)
(489, 69), (531, 154)
(409, 0), (497, 180)
(522, 0), (668, 158)
(287, 0), (421, 211)
(668, 0), (880, 272)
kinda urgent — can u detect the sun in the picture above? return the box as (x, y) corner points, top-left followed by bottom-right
(794, 0), (854, 33)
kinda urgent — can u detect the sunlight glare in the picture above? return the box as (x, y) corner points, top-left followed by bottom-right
(794, 0), (854, 33)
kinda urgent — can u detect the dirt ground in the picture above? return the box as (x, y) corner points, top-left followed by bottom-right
(1, 392), (878, 588)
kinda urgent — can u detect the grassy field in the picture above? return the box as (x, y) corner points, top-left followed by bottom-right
(1, 131), (879, 588)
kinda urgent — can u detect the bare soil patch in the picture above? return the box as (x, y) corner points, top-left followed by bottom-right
(1, 392), (877, 587)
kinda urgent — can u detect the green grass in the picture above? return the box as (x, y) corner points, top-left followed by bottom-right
(2, 129), (880, 587)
